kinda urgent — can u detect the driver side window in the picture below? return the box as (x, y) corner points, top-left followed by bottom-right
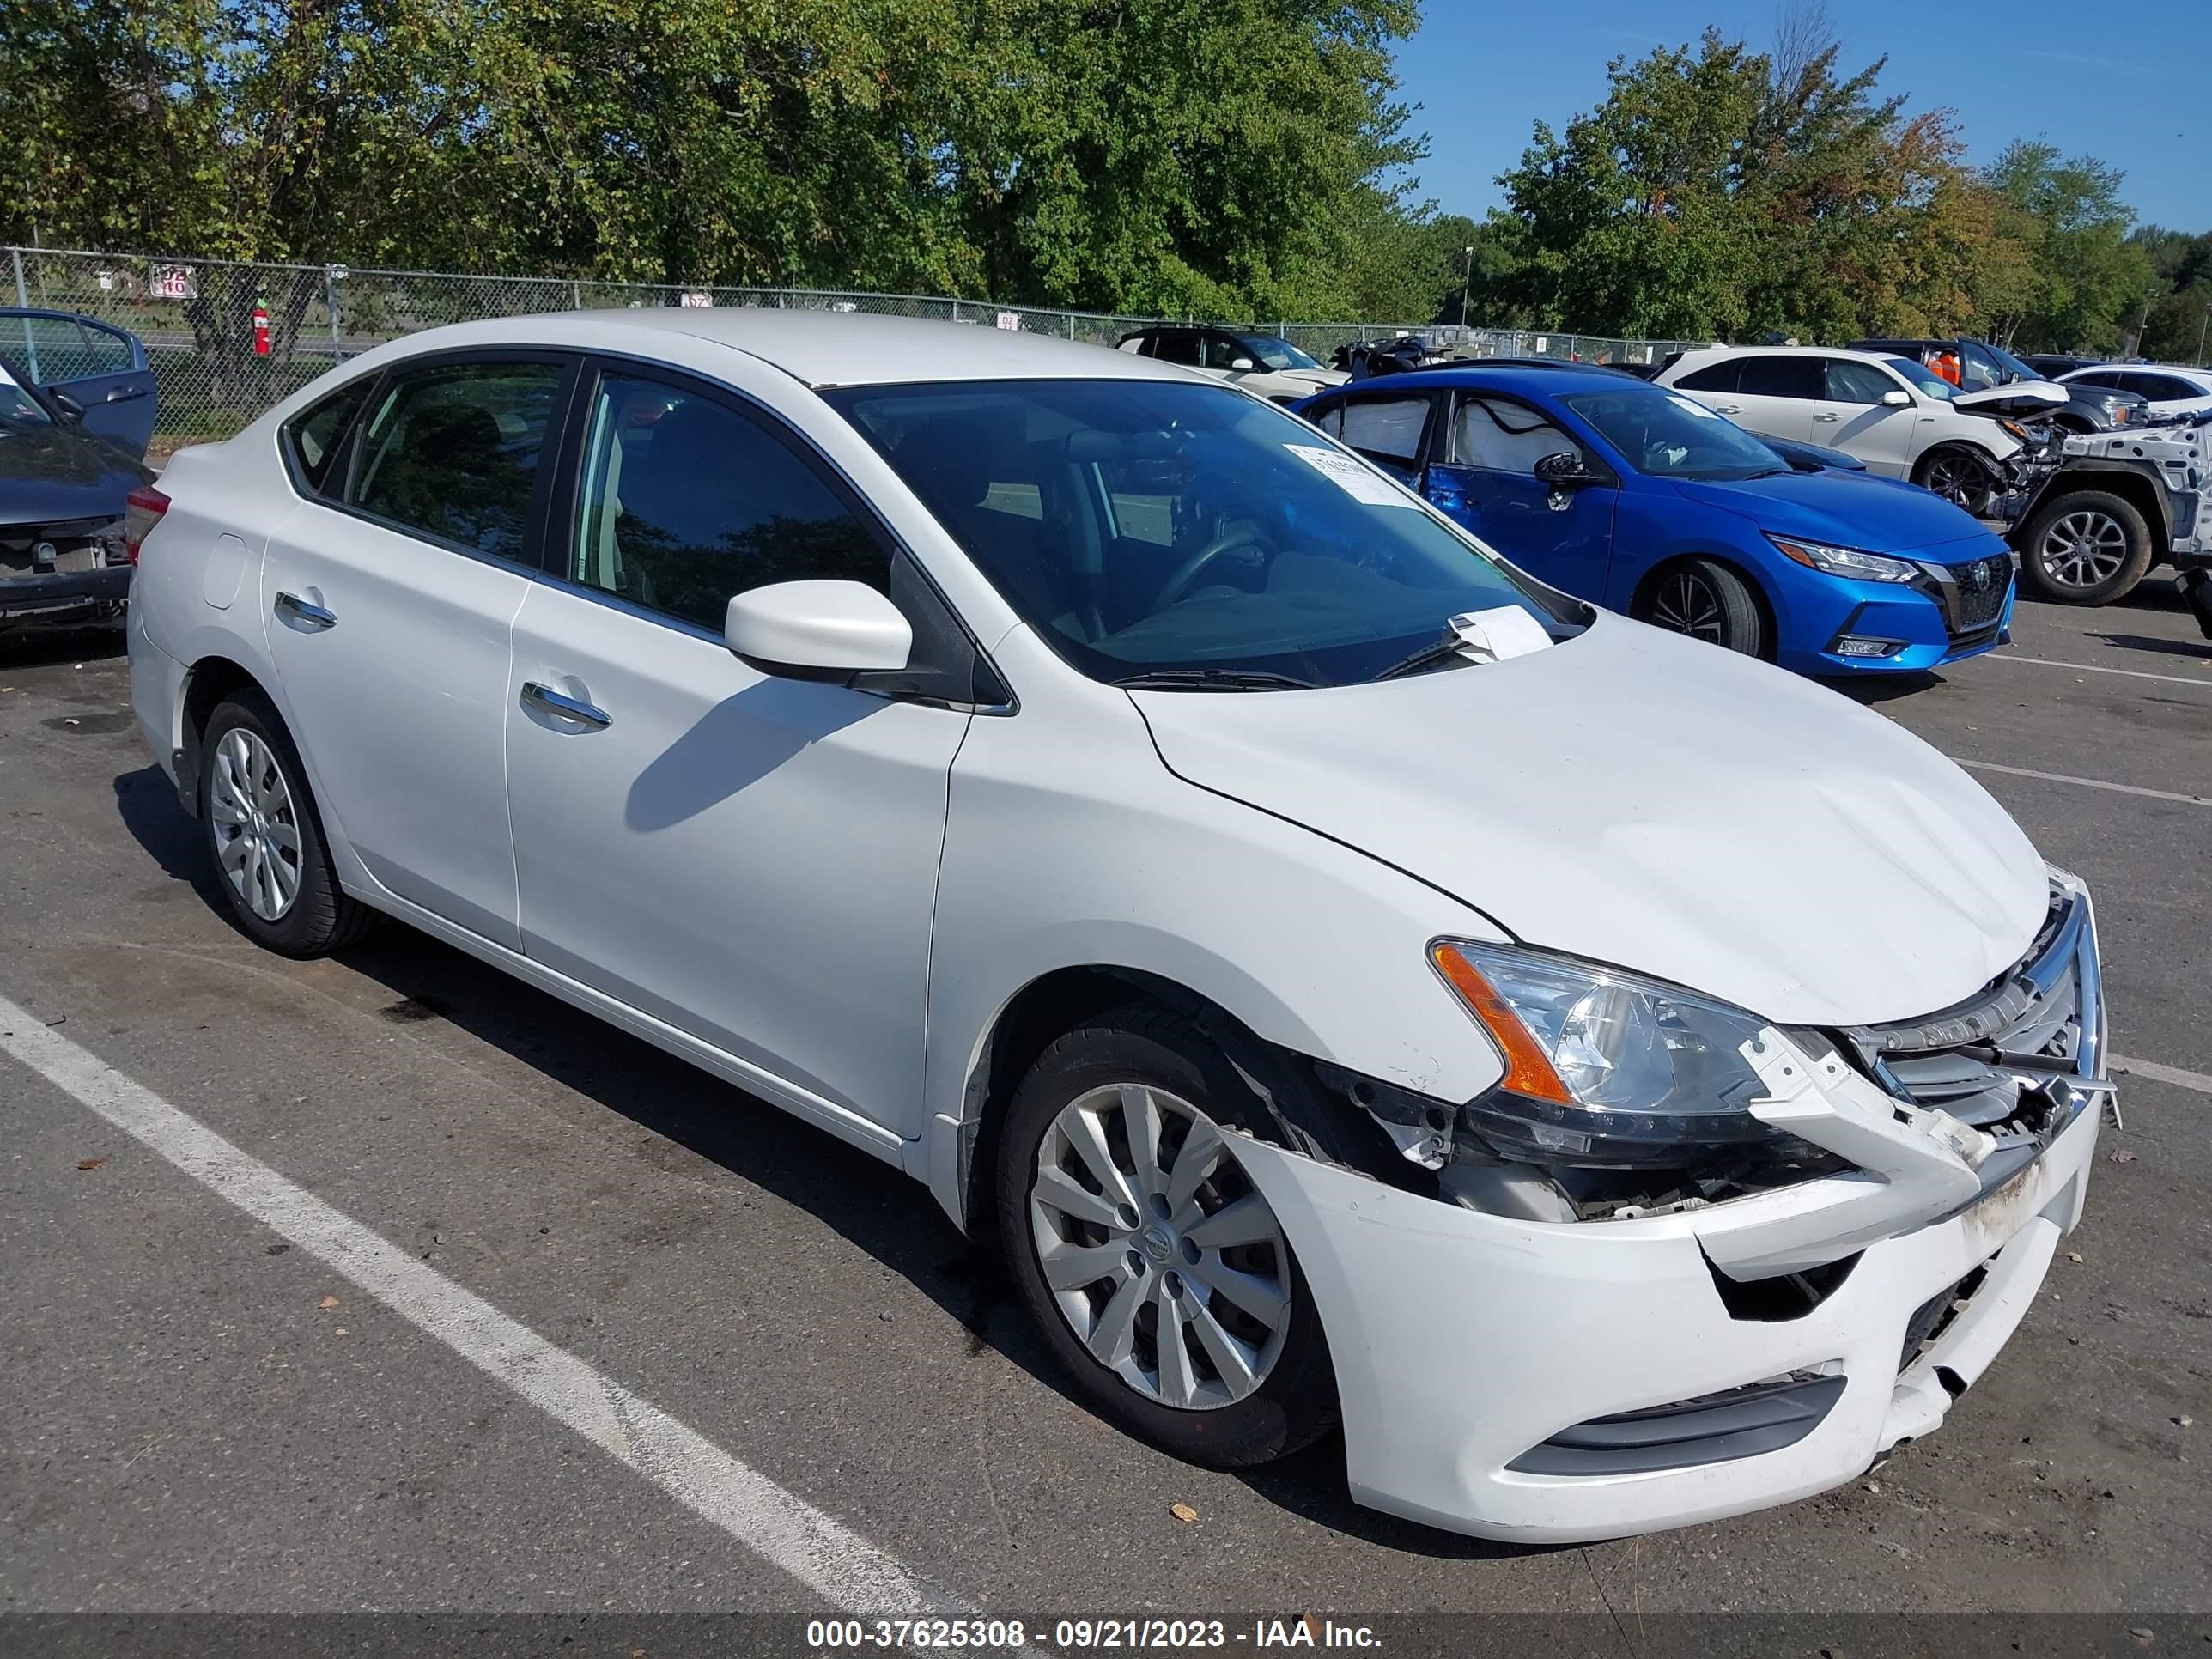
(1449, 395), (1578, 476)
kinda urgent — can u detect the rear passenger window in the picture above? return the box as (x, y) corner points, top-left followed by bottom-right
(1338, 396), (1430, 464)
(568, 371), (888, 631)
(1673, 360), (1740, 392)
(283, 378), (374, 497)
(1737, 356), (1820, 398)
(349, 361), (564, 561)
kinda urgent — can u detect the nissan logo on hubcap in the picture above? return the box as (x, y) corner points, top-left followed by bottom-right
(1139, 1224), (1175, 1264)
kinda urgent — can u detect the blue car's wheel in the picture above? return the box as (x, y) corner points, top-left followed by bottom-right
(1639, 560), (1769, 658)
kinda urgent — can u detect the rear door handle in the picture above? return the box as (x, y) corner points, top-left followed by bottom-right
(520, 680), (611, 727)
(1714, 403), (1742, 414)
(275, 590), (337, 628)
(1813, 411), (1841, 423)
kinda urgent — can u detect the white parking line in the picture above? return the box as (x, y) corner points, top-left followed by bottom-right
(1953, 759), (2210, 807)
(1985, 654), (2212, 690)
(0, 993), (963, 1617)
(2112, 1054), (2212, 1097)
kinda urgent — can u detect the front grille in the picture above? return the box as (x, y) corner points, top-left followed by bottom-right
(1843, 887), (2097, 1127)
(1947, 554), (2012, 629)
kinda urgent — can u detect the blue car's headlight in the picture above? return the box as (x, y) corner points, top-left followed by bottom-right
(1766, 532), (1917, 583)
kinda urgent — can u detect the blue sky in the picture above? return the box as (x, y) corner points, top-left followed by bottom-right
(1390, 0), (2206, 233)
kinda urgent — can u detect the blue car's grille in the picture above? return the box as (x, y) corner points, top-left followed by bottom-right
(1949, 554), (2012, 629)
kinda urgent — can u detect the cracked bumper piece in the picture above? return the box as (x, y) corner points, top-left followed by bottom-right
(1228, 1090), (2100, 1542)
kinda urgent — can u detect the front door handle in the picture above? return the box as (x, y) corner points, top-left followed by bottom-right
(275, 590), (337, 628)
(1713, 403), (1742, 415)
(520, 680), (611, 727)
(1813, 411), (1841, 423)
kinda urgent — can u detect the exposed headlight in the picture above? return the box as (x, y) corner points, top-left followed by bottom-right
(2112, 404), (2131, 425)
(1765, 533), (1917, 583)
(1430, 941), (1794, 1165)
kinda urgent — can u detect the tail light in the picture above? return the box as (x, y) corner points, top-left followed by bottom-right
(122, 485), (170, 564)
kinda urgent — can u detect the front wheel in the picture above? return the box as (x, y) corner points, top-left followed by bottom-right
(1914, 447), (1999, 516)
(1637, 558), (1770, 657)
(2016, 490), (2154, 605)
(995, 1010), (1338, 1468)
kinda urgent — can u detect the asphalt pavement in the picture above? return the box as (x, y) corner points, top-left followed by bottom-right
(1, 583), (2207, 1625)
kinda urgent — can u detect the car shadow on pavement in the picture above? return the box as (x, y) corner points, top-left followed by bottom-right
(1820, 671), (1945, 706)
(2092, 632), (2212, 660)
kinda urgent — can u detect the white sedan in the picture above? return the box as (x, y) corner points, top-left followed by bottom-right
(125, 310), (2112, 1542)
(2057, 362), (2212, 420)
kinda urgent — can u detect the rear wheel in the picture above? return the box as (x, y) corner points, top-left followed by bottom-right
(1638, 559), (1770, 658)
(995, 1009), (1338, 1468)
(2016, 490), (2153, 605)
(1914, 446), (1999, 515)
(198, 691), (374, 956)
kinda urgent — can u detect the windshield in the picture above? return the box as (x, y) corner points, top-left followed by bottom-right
(1236, 335), (1321, 372)
(823, 380), (1582, 687)
(1887, 357), (1956, 400)
(1560, 386), (1785, 481)
(0, 361), (52, 428)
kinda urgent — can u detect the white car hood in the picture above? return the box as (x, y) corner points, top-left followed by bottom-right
(1132, 616), (2048, 1027)
(1953, 380), (2069, 414)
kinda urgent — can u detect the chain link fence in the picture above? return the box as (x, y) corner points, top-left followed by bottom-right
(5, 246), (1700, 450)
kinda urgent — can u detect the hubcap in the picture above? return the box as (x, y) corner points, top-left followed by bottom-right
(1029, 1083), (1291, 1410)
(2039, 510), (2127, 589)
(209, 728), (303, 921)
(1925, 455), (1981, 507)
(1650, 572), (1726, 643)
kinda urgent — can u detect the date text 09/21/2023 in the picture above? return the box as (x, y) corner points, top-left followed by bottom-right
(804, 1618), (1382, 1649)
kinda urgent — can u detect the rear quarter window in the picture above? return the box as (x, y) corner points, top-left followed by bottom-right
(282, 377), (376, 498)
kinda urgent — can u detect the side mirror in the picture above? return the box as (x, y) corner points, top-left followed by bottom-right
(724, 580), (911, 678)
(1534, 449), (1602, 488)
(51, 391), (86, 422)
(1881, 388), (1911, 407)
(1230, 356), (1256, 372)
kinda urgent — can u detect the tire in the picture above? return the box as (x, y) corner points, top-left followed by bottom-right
(995, 1007), (1339, 1468)
(1636, 558), (1770, 657)
(2015, 489), (2154, 606)
(198, 690), (375, 957)
(1913, 446), (2000, 516)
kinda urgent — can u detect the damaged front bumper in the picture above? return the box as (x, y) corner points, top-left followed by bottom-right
(1225, 887), (2112, 1542)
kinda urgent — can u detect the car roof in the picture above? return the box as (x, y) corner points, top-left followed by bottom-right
(1301, 362), (1646, 398)
(363, 308), (1188, 390)
(1670, 343), (1911, 368)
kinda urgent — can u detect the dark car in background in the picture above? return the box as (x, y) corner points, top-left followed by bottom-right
(0, 308), (159, 459)
(2021, 353), (2106, 380)
(1, 352), (155, 639)
(1850, 337), (2145, 434)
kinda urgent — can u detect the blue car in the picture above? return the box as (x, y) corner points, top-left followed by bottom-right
(1293, 365), (2014, 673)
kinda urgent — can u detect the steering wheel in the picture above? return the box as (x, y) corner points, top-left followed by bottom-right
(1156, 522), (1271, 607)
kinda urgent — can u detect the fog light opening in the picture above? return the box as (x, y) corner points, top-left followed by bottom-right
(1832, 635), (1905, 659)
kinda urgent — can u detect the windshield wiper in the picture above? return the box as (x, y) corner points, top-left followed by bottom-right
(1371, 633), (1476, 681)
(1112, 667), (1318, 691)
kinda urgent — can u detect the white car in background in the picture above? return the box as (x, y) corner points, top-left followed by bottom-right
(1656, 345), (2065, 514)
(126, 310), (2110, 1543)
(1115, 325), (1346, 404)
(2057, 363), (2212, 420)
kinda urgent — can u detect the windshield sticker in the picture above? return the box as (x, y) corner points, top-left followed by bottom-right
(1285, 444), (1419, 507)
(1666, 393), (1722, 419)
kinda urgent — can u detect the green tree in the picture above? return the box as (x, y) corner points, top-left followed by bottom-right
(1981, 140), (2154, 352)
